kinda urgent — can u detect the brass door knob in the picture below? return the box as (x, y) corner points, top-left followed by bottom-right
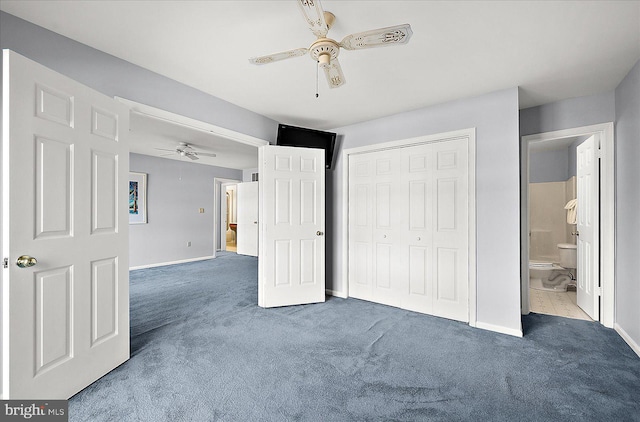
(316, 231), (324, 236)
(16, 255), (37, 268)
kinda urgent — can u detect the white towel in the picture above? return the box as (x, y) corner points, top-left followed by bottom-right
(564, 199), (577, 225)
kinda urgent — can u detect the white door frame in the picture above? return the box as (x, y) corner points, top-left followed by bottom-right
(520, 122), (615, 328)
(215, 178), (241, 253)
(341, 128), (477, 327)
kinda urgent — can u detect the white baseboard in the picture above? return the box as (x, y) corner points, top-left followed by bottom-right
(476, 321), (523, 338)
(130, 255), (215, 271)
(615, 323), (640, 358)
(325, 289), (348, 299)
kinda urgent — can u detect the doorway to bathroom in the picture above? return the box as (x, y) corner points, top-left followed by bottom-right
(215, 178), (241, 253)
(520, 123), (615, 328)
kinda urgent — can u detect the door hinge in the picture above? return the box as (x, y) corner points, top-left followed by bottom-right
(3, 258), (8, 269)
(596, 286), (603, 296)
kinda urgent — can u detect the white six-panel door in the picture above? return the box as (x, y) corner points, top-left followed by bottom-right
(576, 135), (599, 320)
(258, 145), (325, 307)
(2, 50), (130, 399)
(237, 181), (259, 257)
(348, 139), (469, 322)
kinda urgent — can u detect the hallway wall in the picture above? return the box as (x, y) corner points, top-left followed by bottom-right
(129, 154), (241, 268)
(614, 59), (640, 354)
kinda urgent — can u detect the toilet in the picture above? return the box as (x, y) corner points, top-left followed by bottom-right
(529, 243), (577, 292)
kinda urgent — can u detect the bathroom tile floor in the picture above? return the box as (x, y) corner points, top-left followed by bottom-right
(529, 288), (593, 321)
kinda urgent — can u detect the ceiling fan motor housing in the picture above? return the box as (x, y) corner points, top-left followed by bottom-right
(309, 38), (340, 67)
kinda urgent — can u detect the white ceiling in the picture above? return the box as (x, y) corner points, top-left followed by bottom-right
(2, 1), (639, 168)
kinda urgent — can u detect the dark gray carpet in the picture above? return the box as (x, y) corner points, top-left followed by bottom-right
(69, 253), (640, 421)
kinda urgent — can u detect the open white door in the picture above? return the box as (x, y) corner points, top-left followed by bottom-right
(576, 134), (599, 320)
(237, 181), (259, 257)
(258, 145), (325, 307)
(2, 50), (130, 399)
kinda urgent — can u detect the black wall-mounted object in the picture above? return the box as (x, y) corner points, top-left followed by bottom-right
(276, 124), (337, 169)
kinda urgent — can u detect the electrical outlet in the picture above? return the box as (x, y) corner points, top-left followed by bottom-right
(199, 208), (204, 213)
(187, 241), (191, 247)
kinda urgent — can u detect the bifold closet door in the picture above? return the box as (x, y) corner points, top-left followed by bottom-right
(348, 139), (469, 322)
(429, 139), (469, 321)
(348, 149), (406, 306)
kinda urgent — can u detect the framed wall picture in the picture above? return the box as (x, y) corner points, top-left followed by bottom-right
(129, 172), (147, 224)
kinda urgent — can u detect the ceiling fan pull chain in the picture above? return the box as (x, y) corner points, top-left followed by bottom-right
(315, 60), (319, 98)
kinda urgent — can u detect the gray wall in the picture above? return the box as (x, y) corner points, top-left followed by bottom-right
(614, 59), (640, 348)
(529, 148), (570, 183)
(329, 87), (522, 334)
(129, 154), (241, 268)
(520, 90), (616, 137)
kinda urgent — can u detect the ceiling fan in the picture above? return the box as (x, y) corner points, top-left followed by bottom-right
(249, 0), (413, 89)
(156, 142), (217, 161)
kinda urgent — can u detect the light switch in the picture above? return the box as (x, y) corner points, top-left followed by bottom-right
(199, 208), (205, 213)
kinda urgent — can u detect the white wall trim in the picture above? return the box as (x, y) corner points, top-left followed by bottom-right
(326, 289), (348, 299)
(115, 97), (270, 148)
(521, 122), (615, 328)
(476, 321), (523, 338)
(615, 324), (640, 358)
(129, 255), (215, 271)
(341, 128), (477, 328)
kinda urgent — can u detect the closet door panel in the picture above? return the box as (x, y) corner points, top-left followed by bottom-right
(371, 150), (405, 306)
(348, 154), (373, 300)
(402, 143), (434, 314)
(431, 139), (469, 322)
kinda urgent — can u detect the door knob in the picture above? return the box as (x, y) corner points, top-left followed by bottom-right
(316, 231), (324, 236)
(572, 231), (580, 236)
(16, 255), (37, 268)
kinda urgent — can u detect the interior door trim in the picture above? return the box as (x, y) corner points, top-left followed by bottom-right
(520, 122), (615, 328)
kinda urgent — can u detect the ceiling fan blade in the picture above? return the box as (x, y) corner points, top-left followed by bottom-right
(185, 153), (199, 161)
(159, 153), (175, 157)
(249, 48), (308, 65)
(340, 24), (413, 50)
(323, 58), (346, 89)
(296, 0), (329, 38)
(195, 152), (217, 158)
(155, 148), (177, 152)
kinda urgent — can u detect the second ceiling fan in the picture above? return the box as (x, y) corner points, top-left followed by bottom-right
(249, 0), (413, 89)
(156, 142), (217, 161)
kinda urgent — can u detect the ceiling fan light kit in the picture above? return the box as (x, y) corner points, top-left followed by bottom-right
(249, 0), (412, 90)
